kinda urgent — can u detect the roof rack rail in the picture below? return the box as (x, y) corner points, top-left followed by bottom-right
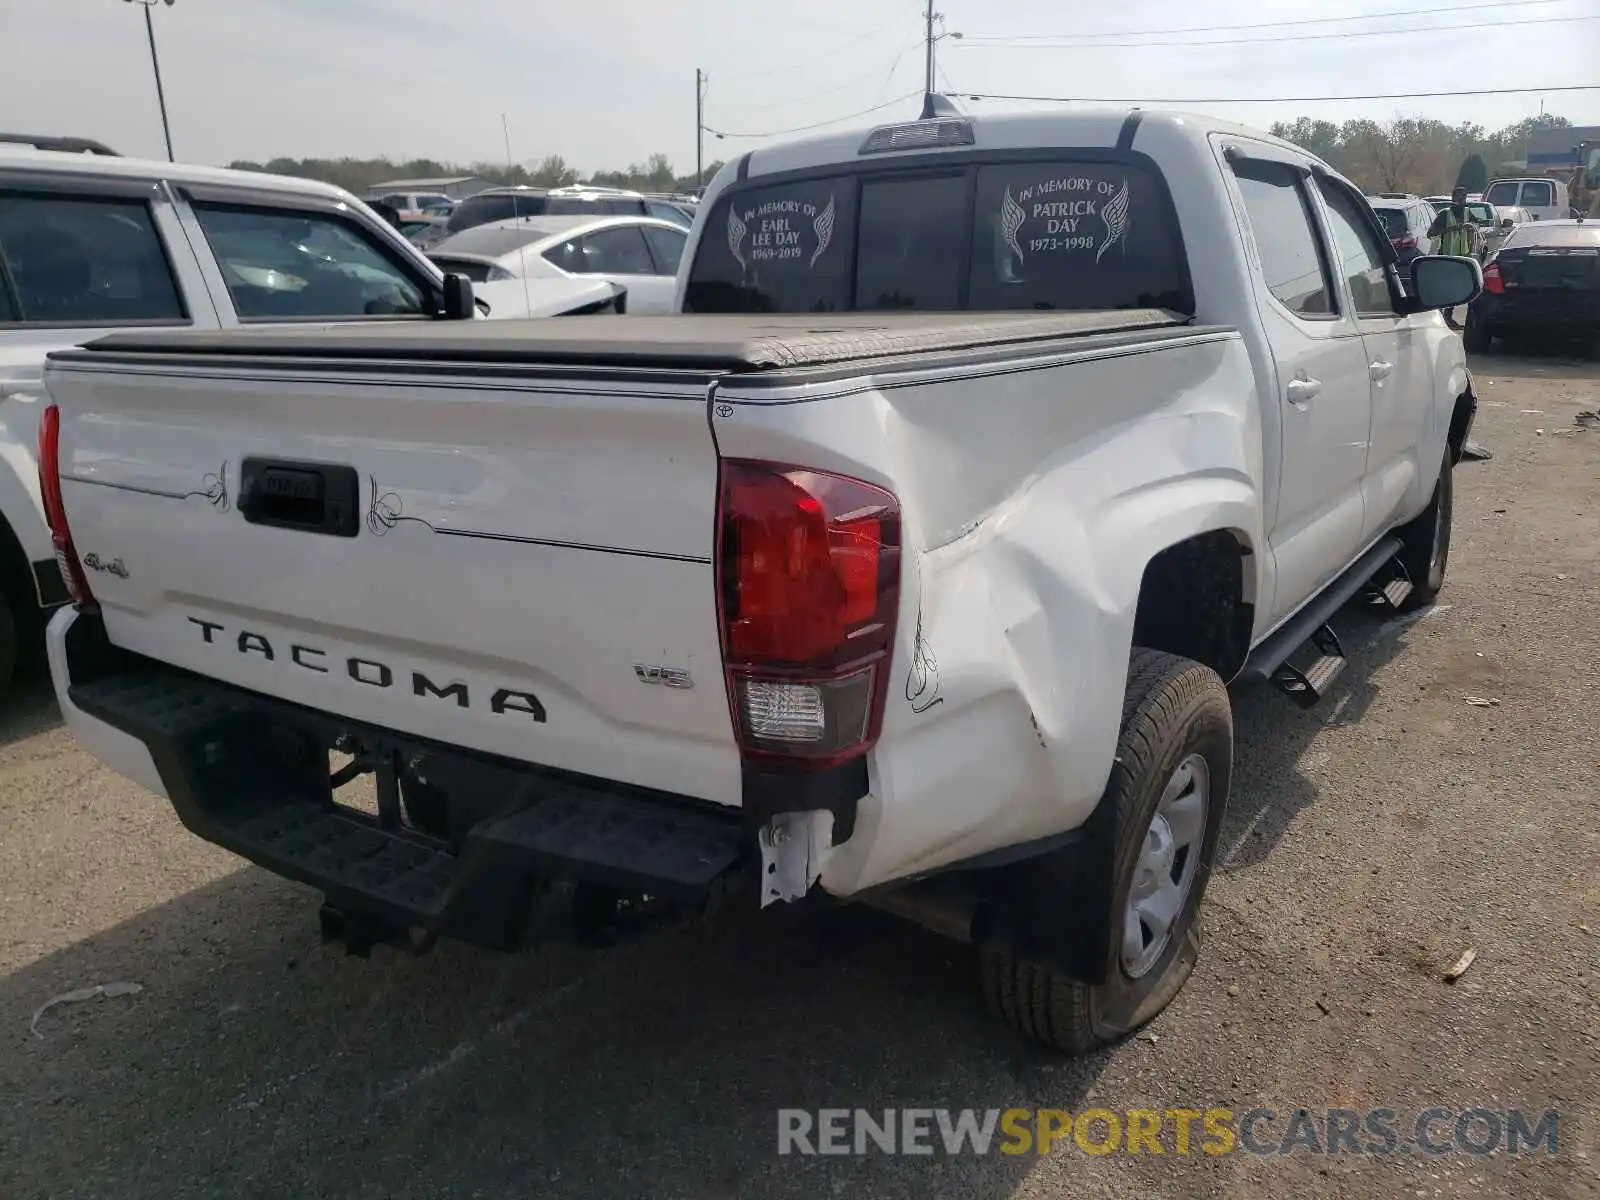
(0, 132), (121, 156)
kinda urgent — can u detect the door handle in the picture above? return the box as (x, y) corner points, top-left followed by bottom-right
(1285, 377), (1322, 408)
(1369, 360), (1394, 382)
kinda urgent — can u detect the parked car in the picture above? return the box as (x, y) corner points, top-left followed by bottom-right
(1481, 204), (1531, 259)
(0, 139), (614, 696)
(428, 215), (687, 313)
(38, 107), (1481, 1054)
(370, 191), (456, 220)
(437, 185), (652, 243)
(1464, 218), (1599, 352)
(1368, 195), (1443, 262)
(1483, 177), (1570, 222)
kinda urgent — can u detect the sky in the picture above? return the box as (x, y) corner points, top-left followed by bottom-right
(2, 0), (1595, 174)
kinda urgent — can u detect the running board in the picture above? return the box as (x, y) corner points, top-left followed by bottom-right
(1240, 536), (1404, 704)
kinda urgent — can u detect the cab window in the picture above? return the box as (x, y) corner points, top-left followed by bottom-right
(192, 203), (430, 320)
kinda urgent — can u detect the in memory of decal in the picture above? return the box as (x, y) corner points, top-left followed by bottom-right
(728, 193), (837, 277)
(998, 175), (1131, 271)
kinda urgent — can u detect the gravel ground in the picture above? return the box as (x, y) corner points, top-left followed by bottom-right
(0, 350), (1596, 1200)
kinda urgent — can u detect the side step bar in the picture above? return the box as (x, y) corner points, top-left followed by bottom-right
(1240, 536), (1404, 707)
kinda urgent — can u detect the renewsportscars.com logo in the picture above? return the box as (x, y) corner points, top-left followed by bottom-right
(777, 1107), (1561, 1158)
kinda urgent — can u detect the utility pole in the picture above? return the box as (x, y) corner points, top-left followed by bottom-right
(924, 0), (937, 97)
(695, 69), (706, 190)
(125, 0), (176, 162)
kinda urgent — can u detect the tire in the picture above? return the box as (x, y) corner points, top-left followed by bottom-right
(1462, 309), (1492, 354)
(0, 587), (14, 699)
(981, 649), (1232, 1054)
(1395, 448), (1453, 609)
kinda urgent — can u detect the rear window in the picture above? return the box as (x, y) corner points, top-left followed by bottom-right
(685, 157), (1190, 314)
(1520, 180), (1554, 207)
(447, 193), (545, 233)
(1373, 208), (1407, 237)
(1484, 181), (1521, 206)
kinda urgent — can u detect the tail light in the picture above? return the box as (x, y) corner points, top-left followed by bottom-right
(717, 460), (901, 768)
(1483, 261), (1505, 294)
(1393, 234), (1418, 251)
(37, 404), (95, 606)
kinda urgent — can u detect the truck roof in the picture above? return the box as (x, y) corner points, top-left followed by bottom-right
(67, 310), (1204, 374)
(732, 105), (1317, 182)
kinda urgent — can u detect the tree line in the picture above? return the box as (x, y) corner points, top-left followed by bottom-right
(225, 152), (723, 196)
(1267, 112), (1575, 196)
(228, 111), (1577, 200)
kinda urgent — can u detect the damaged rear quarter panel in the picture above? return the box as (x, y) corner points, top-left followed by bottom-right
(713, 331), (1264, 893)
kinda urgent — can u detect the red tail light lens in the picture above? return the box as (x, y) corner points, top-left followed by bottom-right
(1394, 234), (1418, 250)
(1482, 261), (1505, 294)
(718, 460), (901, 767)
(37, 404), (94, 606)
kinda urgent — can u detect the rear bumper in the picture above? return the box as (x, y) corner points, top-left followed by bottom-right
(49, 607), (751, 951)
(1471, 291), (1600, 330)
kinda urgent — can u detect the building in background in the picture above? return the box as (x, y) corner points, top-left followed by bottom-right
(366, 175), (493, 200)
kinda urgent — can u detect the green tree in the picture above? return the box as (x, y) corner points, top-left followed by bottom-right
(1456, 154), (1488, 193)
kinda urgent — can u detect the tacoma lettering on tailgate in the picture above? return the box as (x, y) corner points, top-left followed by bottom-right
(186, 617), (546, 721)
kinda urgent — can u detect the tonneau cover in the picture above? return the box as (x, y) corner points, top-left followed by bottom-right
(66, 309), (1197, 373)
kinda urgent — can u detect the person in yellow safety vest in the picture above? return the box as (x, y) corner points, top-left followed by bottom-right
(1427, 186), (1479, 257)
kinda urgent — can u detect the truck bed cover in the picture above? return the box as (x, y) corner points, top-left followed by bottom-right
(64, 309), (1207, 374)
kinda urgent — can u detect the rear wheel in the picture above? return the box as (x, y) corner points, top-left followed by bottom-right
(1462, 308), (1493, 354)
(981, 649), (1231, 1054)
(1395, 448), (1453, 609)
(0, 588), (15, 699)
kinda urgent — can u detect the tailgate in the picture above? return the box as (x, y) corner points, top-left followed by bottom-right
(45, 353), (741, 806)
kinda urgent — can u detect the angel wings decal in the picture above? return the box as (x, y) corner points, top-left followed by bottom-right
(1097, 179), (1130, 263)
(1000, 186), (1027, 264)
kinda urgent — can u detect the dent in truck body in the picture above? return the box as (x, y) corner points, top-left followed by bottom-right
(710, 329), (1262, 896)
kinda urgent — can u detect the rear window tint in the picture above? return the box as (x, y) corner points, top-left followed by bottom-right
(1521, 180), (1554, 207)
(856, 174), (967, 310)
(685, 178), (854, 313)
(969, 162), (1188, 311)
(1484, 182), (1521, 206)
(685, 157), (1191, 315)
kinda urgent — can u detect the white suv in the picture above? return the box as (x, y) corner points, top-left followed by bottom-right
(0, 136), (475, 695)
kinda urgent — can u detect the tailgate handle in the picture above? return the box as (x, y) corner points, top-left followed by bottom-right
(238, 458), (360, 538)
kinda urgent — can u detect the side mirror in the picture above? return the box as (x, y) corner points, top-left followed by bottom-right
(1500, 217), (1514, 229)
(1409, 255), (1482, 312)
(441, 272), (475, 320)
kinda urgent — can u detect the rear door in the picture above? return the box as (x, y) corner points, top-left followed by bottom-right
(1312, 176), (1430, 543)
(1227, 155), (1373, 623)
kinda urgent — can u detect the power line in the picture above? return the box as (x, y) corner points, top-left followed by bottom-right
(954, 0), (1578, 42)
(958, 84), (1600, 105)
(704, 91), (922, 140)
(954, 13), (1598, 51)
(714, 3), (921, 81)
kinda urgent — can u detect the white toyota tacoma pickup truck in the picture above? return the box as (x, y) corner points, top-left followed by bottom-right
(39, 108), (1480, 1052)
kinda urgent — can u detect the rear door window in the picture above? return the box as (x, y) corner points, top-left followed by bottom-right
(0, 192), (186, 325)
(572, 225), (655, 275)
(642, 224), (686, 275)
(685, 177), (854, 313)
(1230, 160), (1335, 319)
(969, 161), (1189, 311)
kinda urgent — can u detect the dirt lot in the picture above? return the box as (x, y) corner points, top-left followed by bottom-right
(0, 351), (1596, 1200)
